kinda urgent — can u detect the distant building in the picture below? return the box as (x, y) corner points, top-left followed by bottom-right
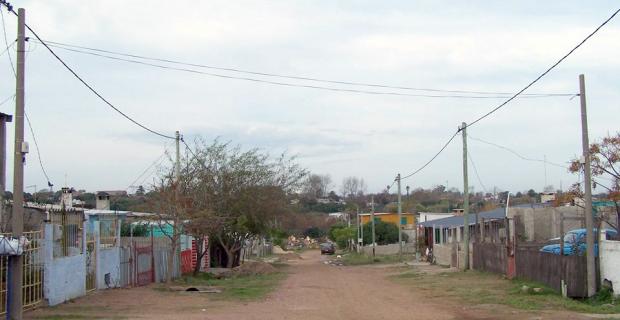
(359, 212), (416, 229)
(418, 212), (454, 223)
(540, 192), (556, 204)
(328, 212), (347, 220)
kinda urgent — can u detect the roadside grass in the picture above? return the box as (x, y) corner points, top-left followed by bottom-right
(341, 253), (413, 266)
(171, 269), (287, 301)
(391, 268), (620, 314)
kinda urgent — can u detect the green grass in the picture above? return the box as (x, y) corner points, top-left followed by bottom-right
(341, 253), (411, 266)
(391, 268), (620, 314)
(172, 271), (287, 301)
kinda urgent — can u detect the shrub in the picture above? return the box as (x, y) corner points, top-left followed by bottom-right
(361, 220), (408, 245)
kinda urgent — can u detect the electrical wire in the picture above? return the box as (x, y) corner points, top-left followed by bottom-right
(126, 143), (171, 191)
(0, 5), (176, 140)
(0, 93), (14, 107)
(468, 149), (487, 194)
(468, 135), (567, 169)
(30, 42), (577, 100)
(466, 8), (620, 129)
(1, 6), (54, 187)
(400, 129), (460, 181)
(32, 39), (577, 98)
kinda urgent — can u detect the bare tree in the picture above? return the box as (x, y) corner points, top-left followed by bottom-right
(340, 176), (366, 199)
(303, 174), (332, 199)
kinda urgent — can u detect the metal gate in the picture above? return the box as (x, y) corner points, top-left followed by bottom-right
(85, 230), (96, 291)
(0, 231), (44, 315)
(135, 244), (154, 286)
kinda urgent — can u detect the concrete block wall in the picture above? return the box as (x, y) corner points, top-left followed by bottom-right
(600, 239), (620, 295)
(433, 243), (453, 266)
(97, 247), (121, 289)
(43, 224), (86, 306)
(361, 243), (415, 256)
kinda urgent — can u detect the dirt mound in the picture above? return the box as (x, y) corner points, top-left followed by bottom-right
(232, 261), (277, 276)
(278, 252), (302, 261)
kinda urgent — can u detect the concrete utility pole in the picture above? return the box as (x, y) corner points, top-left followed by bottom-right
(461, 122), (470, 270)
(579, 74), (596, 297)
(356, 207), (360, 253)
(371, 195), (376, 257)
(397, 173), (403, 261)
(0, 113), (12, 228)
(359, 206), (363, 249)
(8, 8), (26, 319)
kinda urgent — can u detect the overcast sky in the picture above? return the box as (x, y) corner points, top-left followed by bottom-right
(0, 1), (618, 195)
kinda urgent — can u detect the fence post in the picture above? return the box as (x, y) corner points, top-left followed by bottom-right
(93, 220), (101, 290)
(150, 225), (155, 283)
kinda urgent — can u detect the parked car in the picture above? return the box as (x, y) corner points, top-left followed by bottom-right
(320, 242), (335, 255)
(540, 228), (618, 256)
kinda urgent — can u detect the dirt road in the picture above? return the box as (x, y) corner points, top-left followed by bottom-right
(27, 250), (597, 319)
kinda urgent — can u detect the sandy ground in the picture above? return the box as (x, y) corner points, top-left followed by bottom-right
(27, 250), (604, 320)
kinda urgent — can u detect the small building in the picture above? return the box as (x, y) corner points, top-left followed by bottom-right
(359, 212), (416, 229)
(418, 212), (454, 223)
(540, 192), (556, 204)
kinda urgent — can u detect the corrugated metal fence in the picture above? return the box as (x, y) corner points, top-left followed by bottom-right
(119, 237), (180, 287)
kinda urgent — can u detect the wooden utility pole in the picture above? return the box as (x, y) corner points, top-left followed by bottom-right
(462, 122), (470, 270)
(397, 173), (402, 261)
(579, 74), (596, 297)
(371, 195), (376, 257)
(8, 8), (26, 319)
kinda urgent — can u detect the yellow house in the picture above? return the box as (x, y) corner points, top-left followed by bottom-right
(359, 212), (416, 228)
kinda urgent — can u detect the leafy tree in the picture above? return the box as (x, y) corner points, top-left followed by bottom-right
(570, 132), (620, 231)
(361, 220), (408, 245)
(332, 226), (355, 249)
(120, 222), (149, 237)
(180, 139), (307, 268)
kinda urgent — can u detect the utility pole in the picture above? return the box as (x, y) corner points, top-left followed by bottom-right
(579, 74), (596, 297)
(397, 173), (402, 261)
(0, 112), (12, 229)
(462, 122), (470, 271)
(359, 206), (363, 249)
(371, 195), (376, 258)
(9, 8), (26, 319)
(356, 207), (360, 253)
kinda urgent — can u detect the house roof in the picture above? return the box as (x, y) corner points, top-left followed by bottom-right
(359, 212), (415, 216)
(418, 207), (506, 228)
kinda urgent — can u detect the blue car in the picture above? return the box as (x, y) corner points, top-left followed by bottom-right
(540, 228), (618, 256)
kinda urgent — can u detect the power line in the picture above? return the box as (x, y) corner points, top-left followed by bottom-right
(466, 8), (620, 129)
(0, 6), (176, 140)
(0, 93), (14, 107)
(468, 149), (487, 193)
(468, 135), (567, 168)
(34, 41), (574, 100)
(401, 129), (460, 180)
(127, 143), (171, 191)
(1, 7), (53, 187)
(33, 39), (577, 98)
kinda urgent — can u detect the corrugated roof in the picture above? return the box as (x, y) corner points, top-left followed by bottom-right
(418, 207), (506, 228)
